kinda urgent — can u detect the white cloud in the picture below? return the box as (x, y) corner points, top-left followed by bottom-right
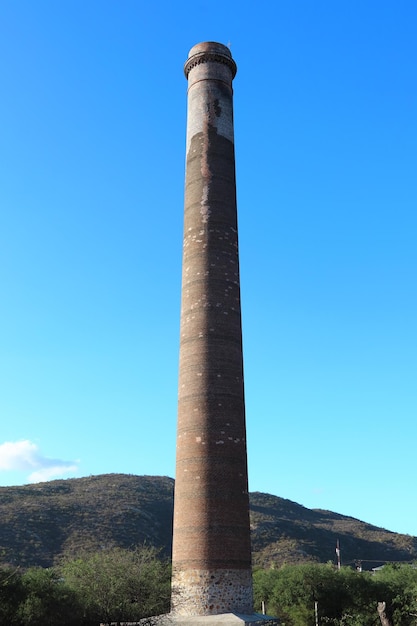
(0, 440), (79, 483)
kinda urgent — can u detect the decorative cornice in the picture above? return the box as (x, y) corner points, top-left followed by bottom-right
(184, 51), (237, 80)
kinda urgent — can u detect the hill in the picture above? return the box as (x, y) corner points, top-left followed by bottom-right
(0, 474), (415, 570)
(249, 491), (417, 568)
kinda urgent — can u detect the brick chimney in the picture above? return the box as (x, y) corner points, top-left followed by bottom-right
(171, 42), (253, 617)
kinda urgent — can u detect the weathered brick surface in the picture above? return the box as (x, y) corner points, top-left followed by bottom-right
(172, 42), (253, 616)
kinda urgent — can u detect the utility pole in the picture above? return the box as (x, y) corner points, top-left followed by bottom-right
(335, 539), (341, 570)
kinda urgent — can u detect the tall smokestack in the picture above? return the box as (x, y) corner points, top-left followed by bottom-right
(171, 41), (253, 617)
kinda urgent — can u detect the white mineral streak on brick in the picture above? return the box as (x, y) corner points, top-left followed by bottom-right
(186, 71), (234, 154)
(200, 184), (210, 223)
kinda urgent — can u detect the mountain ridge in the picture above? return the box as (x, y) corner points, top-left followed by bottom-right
(0, 473), (415, 570)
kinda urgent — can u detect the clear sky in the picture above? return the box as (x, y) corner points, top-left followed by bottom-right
(1, 1), (416, 541)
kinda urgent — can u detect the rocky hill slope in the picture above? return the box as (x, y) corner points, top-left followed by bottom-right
(0, 474), (415, 570)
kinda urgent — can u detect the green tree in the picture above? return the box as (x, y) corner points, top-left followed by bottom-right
(253, 563), (385, 626)
(373, 564), (417, 626)
(0, 565), (24, 625)
(16, 567), (82, 626)
(60, 545), (171, 624)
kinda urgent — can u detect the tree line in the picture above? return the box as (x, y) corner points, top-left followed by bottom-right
(0, 546), (170, 625)
(1, 548), (417, 625)
(254, 562), (417, 626)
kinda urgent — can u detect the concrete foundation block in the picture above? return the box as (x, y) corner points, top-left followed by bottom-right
(146, 612), (279, 626)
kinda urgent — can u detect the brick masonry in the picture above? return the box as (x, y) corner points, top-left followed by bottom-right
(171, 42), (254, 617)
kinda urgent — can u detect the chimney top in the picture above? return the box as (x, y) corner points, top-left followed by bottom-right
(184, 41), (237, 79)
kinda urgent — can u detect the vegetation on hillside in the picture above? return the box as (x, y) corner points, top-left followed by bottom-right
(249, 492), (417, 568)
(0, 474), (416, 570)
(0, 474), (174, 568)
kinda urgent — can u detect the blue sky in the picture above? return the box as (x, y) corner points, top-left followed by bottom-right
(1, 0), (416, 542)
